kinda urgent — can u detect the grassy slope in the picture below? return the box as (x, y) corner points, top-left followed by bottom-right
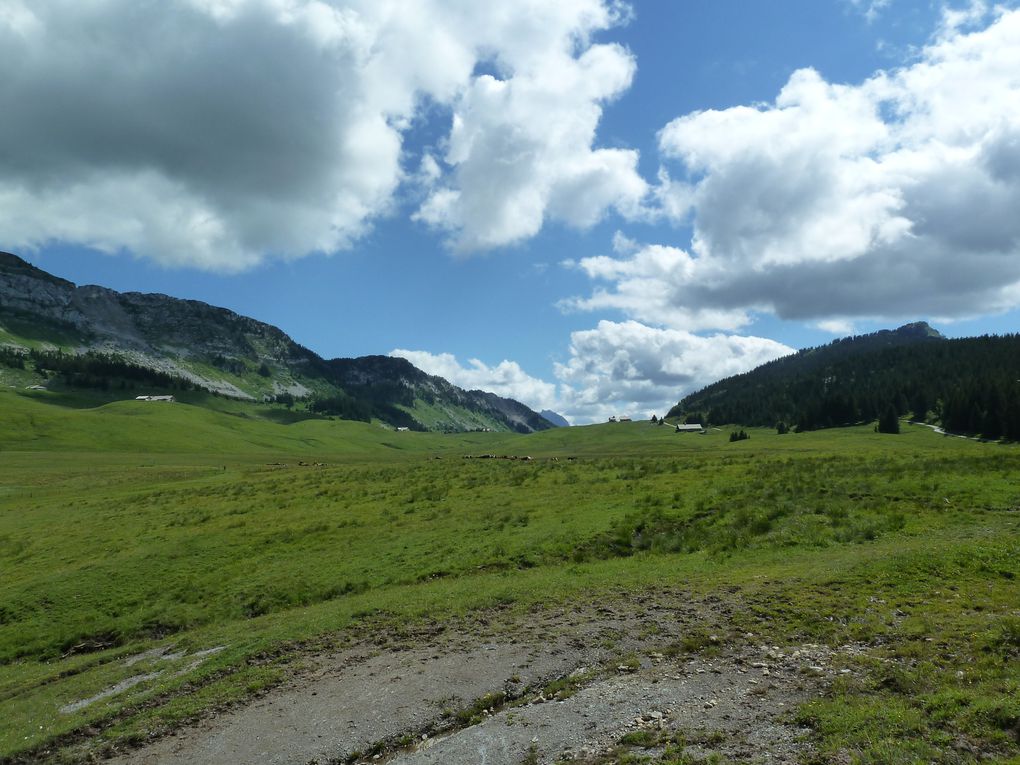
(0, 389), (459, 456)
(0, 317), (310, 403)
(397, 397), (504, 432)
(1, 320), (530, 434)
(1, 393), (1018, 763)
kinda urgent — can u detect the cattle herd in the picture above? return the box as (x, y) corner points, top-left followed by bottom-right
(462, 454), (578, 461)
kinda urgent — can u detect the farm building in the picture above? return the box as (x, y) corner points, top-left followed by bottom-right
(675, 423), (704, 433)
(134, 395), (175, 402)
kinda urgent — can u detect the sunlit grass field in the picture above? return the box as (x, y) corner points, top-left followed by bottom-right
(1, 388), (1018, 763)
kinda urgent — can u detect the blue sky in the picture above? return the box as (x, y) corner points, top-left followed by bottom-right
(5, 1), (1020, 422)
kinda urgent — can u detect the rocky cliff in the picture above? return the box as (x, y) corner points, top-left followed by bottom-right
(0, 252), (553, 432)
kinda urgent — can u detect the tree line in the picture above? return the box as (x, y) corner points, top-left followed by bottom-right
(26, 349), (196, 392)
(669, 333), (1020, 440)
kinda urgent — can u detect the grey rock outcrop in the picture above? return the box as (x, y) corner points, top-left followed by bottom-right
(0, 252), (552, 432)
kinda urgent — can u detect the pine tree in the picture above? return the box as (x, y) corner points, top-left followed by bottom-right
(877, 405), (900, 434)
(910, 390), (929, 422)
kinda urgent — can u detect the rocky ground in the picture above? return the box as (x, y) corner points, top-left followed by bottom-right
(104, 593), (859, 765)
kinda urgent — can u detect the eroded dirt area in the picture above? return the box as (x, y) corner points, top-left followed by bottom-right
(106, 595), (856, 765)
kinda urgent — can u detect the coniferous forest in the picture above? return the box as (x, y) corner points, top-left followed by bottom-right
(668, 323), (1020, 440)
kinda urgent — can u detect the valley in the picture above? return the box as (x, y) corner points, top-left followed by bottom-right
(1, 390), (1018, 763)
(7, 3), (1020, 763)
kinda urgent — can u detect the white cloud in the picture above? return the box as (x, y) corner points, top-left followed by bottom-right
(554, 321), (794, 423)
(389, 349), (561, 414)
(414, 35), (648, 251)
(570, 7), (1020, 330)
(392, 321), (793, 425)
(560, 243), (752, 331)
(0, 0), (640, 270)
(939, 0), (991, 34)
(847, 0), (891, 23)
(815, 319), (857, 335)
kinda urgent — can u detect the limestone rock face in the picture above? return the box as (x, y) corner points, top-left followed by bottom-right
(0, 252), (83, 331)
(0, 252), (553, 432)
(0, 252), (325, 398)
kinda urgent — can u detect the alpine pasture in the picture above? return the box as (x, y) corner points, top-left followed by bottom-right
(2, 389), (1018, 763)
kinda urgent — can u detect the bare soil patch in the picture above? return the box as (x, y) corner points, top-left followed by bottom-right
(104, 593), (852, 765)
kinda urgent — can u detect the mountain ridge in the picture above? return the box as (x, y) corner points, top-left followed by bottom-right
(0, 252), (554, 433)
(668, 321), (1020, 439)
(540, 409), (570, 427)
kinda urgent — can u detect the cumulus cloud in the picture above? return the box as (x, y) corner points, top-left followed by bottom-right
(560, 241), (752, 331)
(568, 7), (1020, 330)
(393, 322), (793, 425)
(414, 35), (648, 251)
(389, 349), (561, 413)
(553, 321), (793, 422)
(0, 0), (641, 270)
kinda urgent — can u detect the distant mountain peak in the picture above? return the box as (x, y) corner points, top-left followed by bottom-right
(0, 251), (75, 289)
(540, 409), (570, 428)
(895, 321), (945, 339)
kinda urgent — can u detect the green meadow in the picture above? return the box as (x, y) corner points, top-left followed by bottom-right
(1, 388), (1018, 763)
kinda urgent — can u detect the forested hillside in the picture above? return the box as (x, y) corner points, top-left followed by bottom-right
(669, 323), (1020, 439)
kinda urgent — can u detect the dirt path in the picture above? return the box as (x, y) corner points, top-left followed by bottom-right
(105, 596), (855, 764)
(389, 651), (819, 765)
(909, 421), (976, 440)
